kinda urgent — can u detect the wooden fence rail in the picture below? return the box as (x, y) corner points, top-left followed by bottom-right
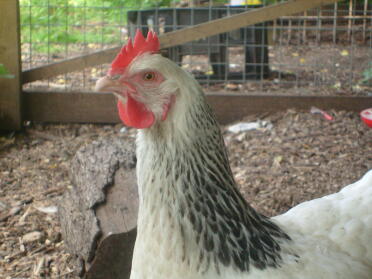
(23, 91), (372, 125)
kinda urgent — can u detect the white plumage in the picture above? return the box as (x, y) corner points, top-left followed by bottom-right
(131, 134), (372, 278)
(95, 32), (372, 278)
(276, 170), (372, 267)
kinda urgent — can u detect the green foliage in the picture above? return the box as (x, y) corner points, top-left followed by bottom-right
(360, 62), (372, 85)
(20, 0), (372, 55)
(20, 0), (164, 53)
(22, 0), (291, 54)
(0, 64), (15, 79)
(21, 0), (322, 54)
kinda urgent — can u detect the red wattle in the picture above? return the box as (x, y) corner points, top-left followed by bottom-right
(117, 95), (155, 129)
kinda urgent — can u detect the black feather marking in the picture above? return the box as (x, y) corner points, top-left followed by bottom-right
(218, 241), (230, 266)
(143, 94), (293, 275)
(204, 229), (215, 252)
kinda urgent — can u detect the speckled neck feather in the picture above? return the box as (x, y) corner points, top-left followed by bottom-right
(135, 90), (291, 275)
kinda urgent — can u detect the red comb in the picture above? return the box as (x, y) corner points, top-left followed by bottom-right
(109, 30), (160, 76)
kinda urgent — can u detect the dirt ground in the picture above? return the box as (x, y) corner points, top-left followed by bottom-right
(1, 108), (371, 278)
(185, 43), (372, 95)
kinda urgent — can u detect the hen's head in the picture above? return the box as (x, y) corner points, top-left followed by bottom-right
(96, 30), (193, 129)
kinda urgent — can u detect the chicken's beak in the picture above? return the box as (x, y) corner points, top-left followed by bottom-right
(95, 75), (156, 129)
(95, 75), (128, 105)
(95, 76), (120, 93)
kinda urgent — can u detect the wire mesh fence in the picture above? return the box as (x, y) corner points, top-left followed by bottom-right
(20, 0), (372, 95)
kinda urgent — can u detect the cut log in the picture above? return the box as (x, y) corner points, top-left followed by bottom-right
(58, 138), (138, 278)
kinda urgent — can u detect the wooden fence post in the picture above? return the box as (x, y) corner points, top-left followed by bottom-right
(0, 0), (22, 130)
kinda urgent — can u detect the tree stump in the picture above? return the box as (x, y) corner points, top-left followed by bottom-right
(58, 138), (138, 279)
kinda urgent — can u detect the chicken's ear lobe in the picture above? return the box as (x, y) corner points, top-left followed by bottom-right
(161, 95), (176, 121)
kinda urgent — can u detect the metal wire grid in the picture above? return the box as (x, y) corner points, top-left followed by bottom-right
(20, 0), (372, 94)
(20, 0), (130, 89)
(271, 1), (372, 93)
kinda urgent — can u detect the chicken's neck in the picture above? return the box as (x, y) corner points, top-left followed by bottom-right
(135, 94), (291, 275)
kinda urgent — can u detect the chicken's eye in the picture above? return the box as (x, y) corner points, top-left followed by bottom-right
(143, 72), (155, 81)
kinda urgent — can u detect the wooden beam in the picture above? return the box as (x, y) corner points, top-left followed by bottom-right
(22, 0), (339, 84)
(23, 91), (119, 124)
(0, 0), (22, 130)
(23, 91), (372, 125)
(22, 47), (120, 85)
(159, 0), (339, 48)
(207, 94), (372, 124)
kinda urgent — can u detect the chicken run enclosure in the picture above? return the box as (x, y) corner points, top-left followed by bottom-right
(0, 0), (372, 130)
(1, 0), (372, 278)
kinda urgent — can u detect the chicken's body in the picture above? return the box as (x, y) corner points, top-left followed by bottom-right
(131, 81), (372, 279)
(96, 31), (372, 279)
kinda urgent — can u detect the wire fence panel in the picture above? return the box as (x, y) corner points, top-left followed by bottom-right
(20, 0), (372, 95)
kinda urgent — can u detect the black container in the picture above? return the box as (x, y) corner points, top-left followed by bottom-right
(127, 6), (269, 80)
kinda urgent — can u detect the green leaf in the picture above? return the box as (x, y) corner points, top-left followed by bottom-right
(0, 64), (15, 79)
(360, 62), (372, 84)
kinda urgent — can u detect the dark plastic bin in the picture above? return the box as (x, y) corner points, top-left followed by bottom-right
(127, 6), (269, 80)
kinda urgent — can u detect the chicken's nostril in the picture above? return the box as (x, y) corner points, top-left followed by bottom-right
(108, 74), (121, 81)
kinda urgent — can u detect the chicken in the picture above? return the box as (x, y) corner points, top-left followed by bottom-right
(95, 30), (372, 279)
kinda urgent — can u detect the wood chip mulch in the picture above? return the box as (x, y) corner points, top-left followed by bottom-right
(225, 109), (372, 216)
(0, 109), (371, 278)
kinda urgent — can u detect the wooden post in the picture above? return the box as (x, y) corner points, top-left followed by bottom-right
(0, 0), (22, 130)
(362, 0), (368, 43)
(272, 0), (278, 43)
(287, 18), (292, 44)
(302, 10), (307, 43)
(332, 2), (338, 44)
(347, 0), (353, 41)
(317, 8), (322, 44)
